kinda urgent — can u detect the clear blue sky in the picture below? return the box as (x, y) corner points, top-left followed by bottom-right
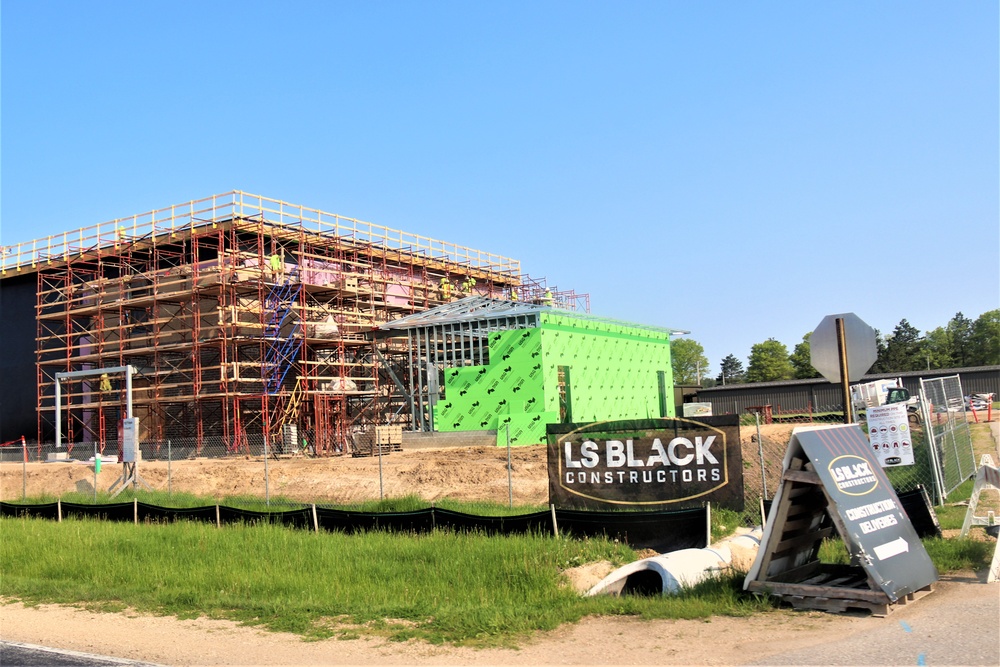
(2, 1), (997, 375)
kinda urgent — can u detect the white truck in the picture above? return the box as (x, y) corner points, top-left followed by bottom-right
(851, 378), (922, 423)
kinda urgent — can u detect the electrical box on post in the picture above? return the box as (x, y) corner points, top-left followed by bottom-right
(122, 418), (140, 463)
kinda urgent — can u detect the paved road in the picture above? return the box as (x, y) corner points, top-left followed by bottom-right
(0, 641), (161, 667)
(744, 577), (1000, 666)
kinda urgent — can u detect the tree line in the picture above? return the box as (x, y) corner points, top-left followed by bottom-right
(670, 309), (1000, 386)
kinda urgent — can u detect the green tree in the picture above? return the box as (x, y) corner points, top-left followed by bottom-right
(716, 353), (745, 384)
(946, 312), (974, 367)
(969, 309), (1000, 366)
(922, 327), (953, 370)
(670, 338), (710, 385)
(790, 332), (819, 379)
(869, 328), (890, 374)
(882, 319), (923, 372)
(746, 338), (794, 382)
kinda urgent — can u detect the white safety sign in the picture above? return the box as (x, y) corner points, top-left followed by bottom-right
(866, 403), (914, 467)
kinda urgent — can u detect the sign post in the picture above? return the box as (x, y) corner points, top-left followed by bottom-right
(811, 313), (878, 424)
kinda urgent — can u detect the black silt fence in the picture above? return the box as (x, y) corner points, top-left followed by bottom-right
(1, 501), (709, 552)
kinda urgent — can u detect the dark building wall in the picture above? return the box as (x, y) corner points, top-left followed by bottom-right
(0, 274), (38, 441)
(695, 367), (1000, 417)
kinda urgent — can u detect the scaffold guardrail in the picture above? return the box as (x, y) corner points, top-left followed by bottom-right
(1, 191), (521, 278)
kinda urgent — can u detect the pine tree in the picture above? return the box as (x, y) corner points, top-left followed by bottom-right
(882, 319), (923, 372)
(946, 312), (973, 367)
(716, 354), (745, 384)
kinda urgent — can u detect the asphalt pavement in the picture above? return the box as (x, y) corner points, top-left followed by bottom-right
(0, 641), (162, 667)
(743, 576), (999, 666)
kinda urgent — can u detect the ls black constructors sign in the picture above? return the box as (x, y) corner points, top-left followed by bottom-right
(546, 416), (744, 510)
(792, 425), (938, 599)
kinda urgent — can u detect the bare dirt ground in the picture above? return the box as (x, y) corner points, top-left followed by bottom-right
(0, 424), (804, 506)
(2, 421), (998, 666)
(0, 445), (553, 506)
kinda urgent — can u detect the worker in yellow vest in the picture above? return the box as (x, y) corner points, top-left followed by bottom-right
(510, 287), (518, 302)
(269, 250), (284, 282)
(543, 289), (553, 306)
(439, 276), (452, 300)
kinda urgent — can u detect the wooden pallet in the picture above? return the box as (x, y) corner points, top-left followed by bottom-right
(351, 442), (402, 458)
(748, 564), (934, 616)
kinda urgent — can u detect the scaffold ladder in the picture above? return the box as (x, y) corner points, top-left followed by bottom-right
(263, 267), (302, 395)
(269, 376), (305, 435)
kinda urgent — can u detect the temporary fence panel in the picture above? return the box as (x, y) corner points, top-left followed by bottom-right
(919, 375), (976, 503)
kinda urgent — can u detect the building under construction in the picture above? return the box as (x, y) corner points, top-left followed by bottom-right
(0, 192), (588, 453)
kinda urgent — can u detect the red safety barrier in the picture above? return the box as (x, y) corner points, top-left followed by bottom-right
(0, 436), (27, 462)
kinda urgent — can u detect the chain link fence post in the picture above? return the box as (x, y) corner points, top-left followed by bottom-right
(22, 438), (28, 500)
(507, 422), (513, 509)
(755, 411), (768, 501)
(264, 434), (270, 508)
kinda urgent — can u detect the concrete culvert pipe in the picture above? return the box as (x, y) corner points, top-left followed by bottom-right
(586, 528), (763, 597)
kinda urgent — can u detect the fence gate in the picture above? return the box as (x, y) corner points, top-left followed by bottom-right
(919, 375), (976, 503)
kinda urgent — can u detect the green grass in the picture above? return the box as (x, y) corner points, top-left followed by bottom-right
(710, 506), (743, 542)
(818, 535), (992, 573)
(0, 517), (775, 646)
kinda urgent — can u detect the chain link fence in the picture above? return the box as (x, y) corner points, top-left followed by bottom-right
(0, 433), (524, 512)
(2, 385), (988, 529)
(733, 388), (981, 527)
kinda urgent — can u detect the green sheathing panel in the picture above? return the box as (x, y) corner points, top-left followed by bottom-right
(433, 315), (674, 446)
(539, 313), (674, 424)
(434, 328), (551, 439)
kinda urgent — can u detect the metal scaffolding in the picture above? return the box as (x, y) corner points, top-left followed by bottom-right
(7, 192), (587, 453)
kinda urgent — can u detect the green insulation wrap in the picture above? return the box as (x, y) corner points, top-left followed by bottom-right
(435, 313), (674, 445)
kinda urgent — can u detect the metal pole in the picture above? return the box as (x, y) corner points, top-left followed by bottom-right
(506, 423), (513, 509)
(93, 442), (98, 502)
(22, 438), (27, 500)
(55, 378), (62, 449)
(125, 366), (134, 419)
(167, 439), (172, 496)
(264, 435), (270, 507)
(836, 317), (852, 424)
(755, 412), (768, 500)
(378, 430), (384, 501)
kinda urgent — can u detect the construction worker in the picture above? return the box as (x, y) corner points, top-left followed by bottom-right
(463, 276), (476, 295)
(542, 289), (553, 306)
(99, 373), (112, 393)
(439, 276), (452, 301)
(510, 287), (518, 302)
(269, 249), (284, 282)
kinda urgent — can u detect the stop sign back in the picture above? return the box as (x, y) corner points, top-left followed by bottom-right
(810, 313), (877, 384)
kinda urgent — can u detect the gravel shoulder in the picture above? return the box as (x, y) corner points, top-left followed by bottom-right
(2, 574), (997, 666)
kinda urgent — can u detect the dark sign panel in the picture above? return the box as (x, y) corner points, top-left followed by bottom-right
(792, 425), (938, 600)
(546, 416), (744, 511)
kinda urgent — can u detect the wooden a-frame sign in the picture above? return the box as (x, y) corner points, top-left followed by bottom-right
(744, 424), (938, 615)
